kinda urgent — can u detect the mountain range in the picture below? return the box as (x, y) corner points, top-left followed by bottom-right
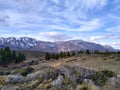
(0, 37), (116, 52)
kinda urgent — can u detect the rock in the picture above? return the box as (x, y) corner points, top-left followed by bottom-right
(109, 75), (120, 88)
(5, 74), (24, 84)
(83, 79), (94, 85)
(26, 70), (43, 81)
(51, 75), (64, 86)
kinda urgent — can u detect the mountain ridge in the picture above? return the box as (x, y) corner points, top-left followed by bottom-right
(0, 37), (116, 52)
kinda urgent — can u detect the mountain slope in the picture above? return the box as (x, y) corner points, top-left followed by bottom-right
(0, 37), (116, 52)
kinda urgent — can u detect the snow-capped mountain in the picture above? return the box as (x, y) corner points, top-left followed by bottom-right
(0, 37), (116, 52)
(0, 37), (37, 49)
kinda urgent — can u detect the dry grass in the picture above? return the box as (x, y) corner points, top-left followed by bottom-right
(44, 54), (120, 74)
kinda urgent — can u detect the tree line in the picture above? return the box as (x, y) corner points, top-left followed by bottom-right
(45, 51), (76, 60)
(0, 47), (26, 65)
(45, 49), (120, 60)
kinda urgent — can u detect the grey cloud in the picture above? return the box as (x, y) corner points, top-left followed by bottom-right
(0, 15), (10, 26)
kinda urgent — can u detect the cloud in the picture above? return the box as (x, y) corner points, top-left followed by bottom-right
(0, 0), (106, 32)
(0, 15), (10, 26)
(90, 34), (117, 41)
(94, 41), (120, 49)
(40, 18), (103, 32)
(112, 42), (120, 46)
(38, 32), (71, 41)
(111, 42), (120, 49)
(0, 31), (72, 41)
(79, 0), (107, 11)
(106, 25), (120, 32)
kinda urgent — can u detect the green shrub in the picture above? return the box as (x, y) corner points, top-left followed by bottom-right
(101, 70), (115, 77)
(90, 70), (115, 86)
(91, 72), (107, 86)
(103, 58), (107, 60)
(0, 71), (11, 75)
(20, 67), (34, 76)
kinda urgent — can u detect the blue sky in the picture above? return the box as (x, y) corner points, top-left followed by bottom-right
(0, 0), (120, 49)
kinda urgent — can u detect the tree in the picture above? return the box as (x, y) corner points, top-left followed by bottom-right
(2, 51), (12, 64)
(12, 50), (16, 61)
(72, 51), (76, 56)
(54, 53), (59, 60)
(51, 53), (56, 59)
(15, 53), (26, 63)
(117, 51), (120, 54)
(63, 52), (67, 58)
(67, 52), (70, 57)
(94, 50), (99, 54)
(86, 49), (91, 54)
(0, 55), (2, 64)
(4, 47), (10, 52)
(22, 53), (26, 60)
(78, 50), (84, 54)
(59, 52), (64, 58)
(45, 53), (51, 60)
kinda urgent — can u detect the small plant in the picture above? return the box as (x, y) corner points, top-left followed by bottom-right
(44, 83), (52, 89)
(26, 80), (40, 89)
(37, 79), (52, 89)
(77, 83), (94, 90)
(103, 58), (107, 60)
(0, 76), (6, 88)
(64, 77), (73, 86)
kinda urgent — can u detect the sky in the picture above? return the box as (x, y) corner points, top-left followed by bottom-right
(0, 0), (120, 49)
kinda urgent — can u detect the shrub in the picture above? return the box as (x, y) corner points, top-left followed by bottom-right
(44, 83), (52, 89)
(20, 67), (34, 76)
(90, 70), (115, 86)
(77, 83), (94, 90)
(101, 70), (115, 77)
(103, 58), (107, 60)
(64, 77), (73, 86)
(37, 80), (52, 89)
(0, 71), (11, 75)
(0, 76), (6, 87)
(26, 80), (40, 89)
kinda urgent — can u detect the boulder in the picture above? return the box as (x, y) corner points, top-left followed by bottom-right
(5, 74), (24, 84)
